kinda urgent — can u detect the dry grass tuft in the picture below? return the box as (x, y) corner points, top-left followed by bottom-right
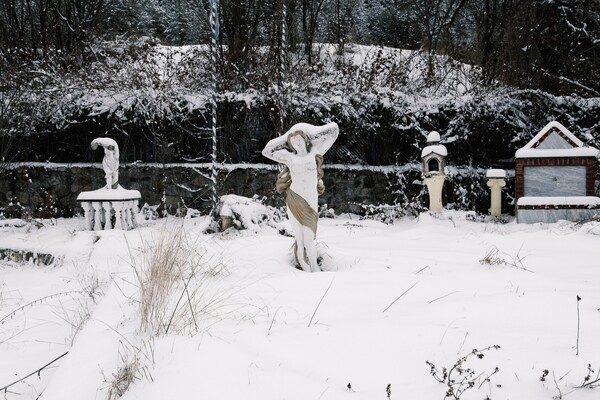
(105, 340), (155, 400)
(106, 353), (140, 400)
(127, 221), (229, 336)
(479, 245), (530, 271)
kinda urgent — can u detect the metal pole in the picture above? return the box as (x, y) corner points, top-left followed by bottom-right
(278, 1), (287, 133)
(209, 0), (219, 217)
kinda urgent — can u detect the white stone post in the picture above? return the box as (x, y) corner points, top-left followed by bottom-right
(82, 202), (94, 230)
(132, 200), (139, 228)
(123, 201), (133, 230)
(102, 202), (113, 230)
(424, 174), (446, 212)
(113, 201), (124, 230)
(91, 202), (103, 231)
(486, 169), (506, 220)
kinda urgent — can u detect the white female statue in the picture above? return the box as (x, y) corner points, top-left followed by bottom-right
(91, 138), (120, 189)
(262, 122), (339, 272)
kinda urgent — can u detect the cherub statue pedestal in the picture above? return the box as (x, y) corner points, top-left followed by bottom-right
(77, 187), (141, 231)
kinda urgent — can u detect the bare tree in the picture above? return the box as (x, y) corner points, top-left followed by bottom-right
(301, 0), (326, 64)
(326, 0), (362, 56)
(410, 0), (470, 53)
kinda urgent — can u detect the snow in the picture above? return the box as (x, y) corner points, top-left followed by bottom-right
(515, 147), (599, 158)
(91, 137), (119, 149)
(516, 121), (599, 158)
(517, 196), (600, 206)
(427, 131), (441, 143)
(219, 194), (280, 232)
(76, 186), (141, 201)
(421, 144), (448, 158)
(2, 211), (600, 400)
(486, 169), (506, 179)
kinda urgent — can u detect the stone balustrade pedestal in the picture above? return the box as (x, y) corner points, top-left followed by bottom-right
(77, 187), (141, 231)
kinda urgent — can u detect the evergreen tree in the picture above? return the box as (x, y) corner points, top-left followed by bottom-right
(360, 0), (421, 49)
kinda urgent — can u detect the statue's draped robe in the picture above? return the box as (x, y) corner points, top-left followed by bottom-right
(276, 167), (319, 236)
(103, 153), (119, 189)
(276, 167), (319, 265)
(286, 188), (318, 236)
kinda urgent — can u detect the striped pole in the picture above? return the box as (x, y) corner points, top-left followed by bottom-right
(209, 0), (219, 218)
(278, 1), (287, 133)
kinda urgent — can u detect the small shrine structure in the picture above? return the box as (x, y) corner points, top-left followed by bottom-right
(421, 131), (447, 212)
(515, 121), (600, 223)
(77, 138), (141, 230)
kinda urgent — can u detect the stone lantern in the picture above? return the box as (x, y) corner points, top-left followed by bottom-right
(486, 169), (506, 220)
(421, 131), (447, 212)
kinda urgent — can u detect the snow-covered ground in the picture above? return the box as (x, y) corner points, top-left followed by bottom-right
(1, 211), (599, 400)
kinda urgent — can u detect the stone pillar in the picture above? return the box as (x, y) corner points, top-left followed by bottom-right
(486, 169), (506, 220)
(124, 201), (133, 230)
(424, 174), (446, 212)
(113, 201), (124, 230)
(131, 200), (139, 228)
(82, 202), (94, 230)
(92, 202), (103, 231)
(102, 202), (113, 230)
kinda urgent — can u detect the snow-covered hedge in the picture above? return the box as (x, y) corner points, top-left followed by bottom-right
(2, 43), (599, 169)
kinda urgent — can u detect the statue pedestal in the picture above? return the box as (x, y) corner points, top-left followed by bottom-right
(424, 174), (446, 212)
(77, 187), (141, 231)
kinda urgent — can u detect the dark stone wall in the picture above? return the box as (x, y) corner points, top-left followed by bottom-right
(0, 163), (516, 219)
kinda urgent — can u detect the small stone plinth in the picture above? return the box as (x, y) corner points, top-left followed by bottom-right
(486, 169), (506, 220)
(77, 187), (141, 230)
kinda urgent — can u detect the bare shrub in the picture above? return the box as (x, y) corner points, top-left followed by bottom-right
(426, 345), (501, 400)
(127, 221), (229, 336)
(479, 246), (530, 271)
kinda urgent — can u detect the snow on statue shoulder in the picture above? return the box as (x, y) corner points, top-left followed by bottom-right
(262, 122), (339, 272)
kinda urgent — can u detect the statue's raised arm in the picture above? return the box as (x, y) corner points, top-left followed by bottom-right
(302, 122), (339, 156)
(261, 133), (293, 164)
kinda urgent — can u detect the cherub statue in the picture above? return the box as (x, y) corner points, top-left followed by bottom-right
(91, 138), (120, 189)
(262, 122), (339, 272)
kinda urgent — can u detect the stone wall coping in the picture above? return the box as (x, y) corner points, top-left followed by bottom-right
(1, 162), (513, 175)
